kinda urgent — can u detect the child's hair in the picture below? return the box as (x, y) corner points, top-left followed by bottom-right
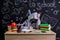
(37, 11), (41, 14)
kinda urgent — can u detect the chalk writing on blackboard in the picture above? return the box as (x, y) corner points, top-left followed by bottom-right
(36, 2), (41, 10)
(3, 2), (9, 7)
(36, 7), (41, 11)
(28, 0), (37, 2)
(29, 0), (56, 11)
(58, 1), (60, 4)
(29, 2), (36, 8)
(28, 0), (31, 2)
(56, 23), (60, 31)
(32, 0), (37, 2)
(1, 7), (10, 14)
(8, 1), (13, 5)
(56, 26), (60, 31)
(15, 0), (28, 3)
(51, 9), (54, 11)
(15, 0), (20, 5)
(23, 0), (28, 2)
(41, 0), (56, 7)
(41, 14), (58, 28)
(3, 14), (10, 19)
(45, 10), (49, 12)
(53, 10), (59, 15)
(50, 17), (58, 27)
(41, 14), (50, 23)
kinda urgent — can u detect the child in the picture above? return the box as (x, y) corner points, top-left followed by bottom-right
(29, 12), (41, 29)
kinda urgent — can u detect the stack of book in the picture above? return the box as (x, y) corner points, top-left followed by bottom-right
(39, 24), (51, 31)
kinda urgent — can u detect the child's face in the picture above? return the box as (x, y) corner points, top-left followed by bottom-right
(37, 13), (40, 18)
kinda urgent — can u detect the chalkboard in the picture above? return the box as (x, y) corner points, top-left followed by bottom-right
(1, 0), (60, 39)
(41, 14), (59, 28)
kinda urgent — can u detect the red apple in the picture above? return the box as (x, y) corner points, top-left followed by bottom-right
(11, 22), (16, 28)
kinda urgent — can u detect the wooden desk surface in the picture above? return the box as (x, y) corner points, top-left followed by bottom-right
(5, 30), (56, 35)
(5, 30), (56, 40)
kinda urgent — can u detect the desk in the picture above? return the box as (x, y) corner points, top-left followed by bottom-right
(5, 30), (56, 40)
